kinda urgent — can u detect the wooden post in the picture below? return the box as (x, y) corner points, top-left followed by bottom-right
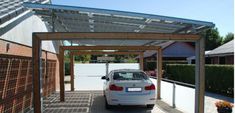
(70, 52), (74, 91)
(59, 47), (65, 101)
(157, 48), (162, 99)
(195, 37), (205, 113)
(32, 35), (42, 113)
(140, 52), (144, 70)
(106, 61), (109, 76)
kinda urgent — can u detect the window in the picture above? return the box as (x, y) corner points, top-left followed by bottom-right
(113, 72), (148, 80)
(219, 57), (225, 64)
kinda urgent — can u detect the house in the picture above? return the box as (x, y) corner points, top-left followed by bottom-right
(186, 51), (211, 64)
(207, 40), (234, 64)
(138, 41), (195, 70)
(187, 40), (234, 64)
(0, 1), (60, 112)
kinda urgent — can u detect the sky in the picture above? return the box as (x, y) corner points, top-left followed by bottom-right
(52, 0), (234, 37)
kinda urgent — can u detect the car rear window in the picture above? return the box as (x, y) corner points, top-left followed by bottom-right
(113, 72), (148, 80)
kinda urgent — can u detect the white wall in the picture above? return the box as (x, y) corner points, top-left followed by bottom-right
(175, 84), (195, 113)
(74, 64), (106, 76)
(74, 63), (139, 90)
(108, 63), (140, 72)
(0, 12), (58, 53)
(161, 81), (174, 106)
(150, 79), (195, 113)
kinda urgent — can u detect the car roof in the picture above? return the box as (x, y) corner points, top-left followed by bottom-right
(112, 69), (143, 72)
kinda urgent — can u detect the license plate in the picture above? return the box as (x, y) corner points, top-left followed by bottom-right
(127, 88), (142, 92)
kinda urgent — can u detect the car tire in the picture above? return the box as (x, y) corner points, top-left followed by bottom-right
(147, 104), (154, 109)
(105, 98), (112, 109)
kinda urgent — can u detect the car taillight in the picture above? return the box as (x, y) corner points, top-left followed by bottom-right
(145, 84), (155, 90)
(109, 84), (123, 91)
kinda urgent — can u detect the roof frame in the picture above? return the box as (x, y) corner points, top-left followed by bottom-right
(34, 32), (200, 41)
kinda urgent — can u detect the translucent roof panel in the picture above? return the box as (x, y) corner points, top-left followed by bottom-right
(24, 3), (214, 46)
(24, 2), (214, 34)
(0, 0), (49, 25)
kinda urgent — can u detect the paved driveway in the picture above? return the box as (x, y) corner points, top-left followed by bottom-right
(36, 91), (166, 113)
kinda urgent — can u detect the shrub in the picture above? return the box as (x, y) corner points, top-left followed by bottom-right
(165, 64), (234, 97)
(64, 62), (70, 75)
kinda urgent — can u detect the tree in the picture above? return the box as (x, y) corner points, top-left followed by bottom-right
(74, 54), (91, 63)
(222, 33), (234, 44)
(201, 27), (223, 50)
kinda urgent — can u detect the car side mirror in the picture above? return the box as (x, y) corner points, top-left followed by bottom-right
(101, 76), (106, 80)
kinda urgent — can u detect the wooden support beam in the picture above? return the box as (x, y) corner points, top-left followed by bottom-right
(157, 48), (162, 99)
(139, 52), (144, 70)
(195, 37), (205, 113)
(62, 46), (160, 51)
(35, 32), (200, 41)
(32, 35), (42, 113)
(70, 52), (74, 91)
(59, 47), (65, 101)
(71, 51), (142, 55)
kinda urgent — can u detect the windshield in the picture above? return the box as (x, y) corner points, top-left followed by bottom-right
(113, 71), (148, 80)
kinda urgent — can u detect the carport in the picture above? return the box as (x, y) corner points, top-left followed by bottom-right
(24, 2), (214, 113)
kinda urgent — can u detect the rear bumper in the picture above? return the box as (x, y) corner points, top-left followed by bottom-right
(106, 91), (156, 105)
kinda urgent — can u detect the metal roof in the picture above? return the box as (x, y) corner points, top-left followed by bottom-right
(207, 40), (234, 56)
(24, 2), (215, 46)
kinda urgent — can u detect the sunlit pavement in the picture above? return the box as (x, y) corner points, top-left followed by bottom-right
(64, 76), (234, 113)
(30, 91), (166, 113)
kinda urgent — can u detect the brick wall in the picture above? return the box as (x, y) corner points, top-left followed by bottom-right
(0, 39), (59, 113)
(210, 55), (234, 65)
(225, 55), (234, 64)
(211, 56), (219, 64)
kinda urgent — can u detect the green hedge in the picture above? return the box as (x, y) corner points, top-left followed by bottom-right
(144, 61), (187, 71)
(166, 64), (234, 97)
(65, 62), (70, 75)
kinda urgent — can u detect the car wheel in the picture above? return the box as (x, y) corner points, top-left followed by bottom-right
(105, 98), (112, 109)
(147, 104), (154, 109)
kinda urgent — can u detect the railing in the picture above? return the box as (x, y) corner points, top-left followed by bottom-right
(150, 76), (195, 110)
(150, 76), (195, 88)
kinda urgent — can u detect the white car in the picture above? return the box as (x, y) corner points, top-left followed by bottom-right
(101, 69), (156, 109)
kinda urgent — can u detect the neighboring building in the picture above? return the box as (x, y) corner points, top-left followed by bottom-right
(186, 51), (211, 64)
(138, 41), (195, 70)
(187, 40), (234, 64)
(0, 1), (60, 113)
(143, 41), (195, 60)
(207, 40), (234, 64)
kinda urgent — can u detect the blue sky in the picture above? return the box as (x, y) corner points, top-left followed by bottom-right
(52, 0), (234, 37)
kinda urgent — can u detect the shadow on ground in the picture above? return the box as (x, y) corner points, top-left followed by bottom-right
(90, 95), (153, 113)
(205, 92), (234, 103)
